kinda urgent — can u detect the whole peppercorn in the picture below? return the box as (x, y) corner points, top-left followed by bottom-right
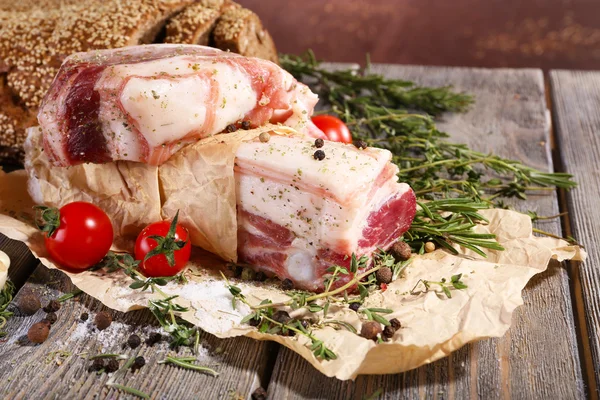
(424, 241), (436, 253)
(272, 310), (291, 324)
(80, 312), (89, 322)
(45, 312), (58, 325)
(146, 332), (163, 346)
(376, 267), (393, 284)
(314, 138), (324, 148)
(94, 311), (112, 331)
(313, 150), (326, 161)
(248, 316), (261, 327)
(349, 302), (361, 312)
(389, 241), (412, 261)
(382, 325), (396, 340)
(88, 358), (105, 372)
(241, 267), (256, 281)
(241, 120), (251, 130)
(255, 271), (267, 282)
(232, 265), (243, 278)
(131, 356), (146, 371)
(105, 358), (120, 373)
(43, 300), (61, 313)
(225, 124), (238, 133)
(127, 334), (141, 349)
(17, 293), (41, 315)
(389, 318), (402, 330)
(281, 278), (294, 291)
(360, 321), (382, 341)
(258, 132), (270, 143)
(353, 139), (368, 149)
(300, 319), (310, 329)
(27, 321), (50, 343)
(252, 387), (267, 400)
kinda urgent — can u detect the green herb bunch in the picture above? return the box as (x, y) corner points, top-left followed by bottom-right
(281, 51), (576, 254)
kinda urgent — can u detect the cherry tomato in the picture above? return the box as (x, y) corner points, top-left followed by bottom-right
(42, 202), (113, 270)
(134, 215), (191, 277)
(311, 115), (352, 143)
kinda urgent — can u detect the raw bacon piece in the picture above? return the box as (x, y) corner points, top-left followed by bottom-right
(234, 135), (416, 292)
(38, 44), (324, 167)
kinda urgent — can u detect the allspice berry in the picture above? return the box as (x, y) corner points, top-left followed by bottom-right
(375, 267), (393, 284)
(27, 321), (50, 343)
(382, 325), (396, 340)
(17, 293), (41, 315)
(360, 321), (382, 341)
(389, 241), (412, 261)
(389, 318), (401, 330)
(43, 299), (60, 313)
(94, 311), (112, 331)
(424, 241), (436, 253)
(258, 132), (270, 143)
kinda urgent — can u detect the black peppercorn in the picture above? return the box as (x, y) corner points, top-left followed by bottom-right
(127, 334), (141, 349)
(105, 358), (120, 373)
(146, 332), (162, 346)
(131, 356), (145, 371)
(376, 267), (393, 284)
(43, 300), (60, 313)
(353, 139), (368, 149)
(360, 321), (382, 341)
(233, 265), (243, 278)
(251, 387), (267, 400)
(272, 310), (291, 324)
(88, 358), (105, 372)
(314, 138), (324, 148)
(27, 321), (50, 344)
(313, 150), (325, 161)
(241, 120), (251, 130)
(225, 124), (238, 133)
(349, 302), (361, 312)
(80, 312), (89, 321)
(17, 293), (41, 315)
(382, 325), (396, 340)
(248, 316), (261, 327)
(281, 278), (293, 290)
(389, 241), (412, 261)
(389, 318), (401, 330)
(45, 312), (58, 325)
(255, 271), (267, 282)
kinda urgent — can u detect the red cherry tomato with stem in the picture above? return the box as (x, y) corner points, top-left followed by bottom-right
(134, 211), (191, 277)
(311, 114), (352, 143)
(37, 202), (114, 270)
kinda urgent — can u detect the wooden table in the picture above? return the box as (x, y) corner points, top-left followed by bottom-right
(0, 65), (598, 399)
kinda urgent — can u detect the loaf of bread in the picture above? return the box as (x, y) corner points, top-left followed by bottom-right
(0, 0), (278, 165)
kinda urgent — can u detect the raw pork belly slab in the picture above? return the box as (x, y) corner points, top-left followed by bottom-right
(235, 135), (416, 292)
(38, 44), (324, 167)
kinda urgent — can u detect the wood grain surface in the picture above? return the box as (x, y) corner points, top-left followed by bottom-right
(550, 70), (600, 397)
(0, 264), (277, 399)
(266, 65), (586, 399)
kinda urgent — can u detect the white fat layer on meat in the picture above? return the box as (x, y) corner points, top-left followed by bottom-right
(235, 136), (393, 205)
(106, 57), (257, 149)
(235, 137), (411, 252)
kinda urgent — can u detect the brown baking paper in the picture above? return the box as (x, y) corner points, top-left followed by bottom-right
(0, 130), (585, 380)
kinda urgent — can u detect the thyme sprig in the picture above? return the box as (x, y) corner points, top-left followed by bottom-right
(411, 274), (468, 299)
(281, 52), (577, 254)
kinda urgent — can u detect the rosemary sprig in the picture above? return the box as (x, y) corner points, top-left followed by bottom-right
(281, 52), (577, 254)
(159, 356), (218, 376)
(57, 288), (83, 302)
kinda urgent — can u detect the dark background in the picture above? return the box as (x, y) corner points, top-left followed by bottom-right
(238, 0), (600, 69)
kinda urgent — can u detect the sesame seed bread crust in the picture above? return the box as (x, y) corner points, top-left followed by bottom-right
(0, 0), (279, 165)
(213, 6), (279, 64)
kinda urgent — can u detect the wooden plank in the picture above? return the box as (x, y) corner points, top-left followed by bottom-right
(0, 264), (277, 399)
(267, 65), (585, 399)
(0, 233), (39, 289)
(549, 70), (600, 397)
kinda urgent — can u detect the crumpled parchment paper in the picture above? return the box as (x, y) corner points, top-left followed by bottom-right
(0, 128), (585, 380)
